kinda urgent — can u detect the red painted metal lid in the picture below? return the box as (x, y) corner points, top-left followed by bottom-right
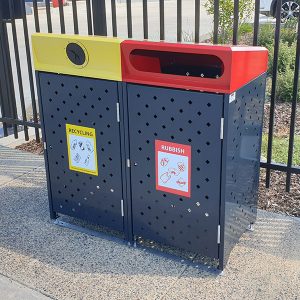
(121, 40), (268, 94)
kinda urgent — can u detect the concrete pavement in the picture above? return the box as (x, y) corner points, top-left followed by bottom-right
(0, 145), (299, 300)
(0, 275), (51, 300)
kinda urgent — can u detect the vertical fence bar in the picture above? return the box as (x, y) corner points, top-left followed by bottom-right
(159, 0), (165, 40)
(111, 0), (117, 37)
(58, 0), (66, 34)
(0, 24), (10, 137)
(177, 0), (182, 42)
(20, 0), (40, 142)
(32, 0), (40, 32)
(71, 0), (79, 34)
(45, 0), (52, 33)
(213, 0), (219, 44)
(126, 0), (132, 38)
(8, 0), (29, 140)
(86, 0), (93, 35)
(0, 22), (18, 138)
(0, 78), (8, 137)
(253, 0), (260, 46)
(92, 0), (107, 36)
(266, 0), (282, 188)
(143, 0), (148, 39)
(285, 15), (300, 192)
(195, 0), (200, 43)
(232, 0), (239, 45)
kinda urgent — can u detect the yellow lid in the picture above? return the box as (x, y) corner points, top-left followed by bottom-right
(32, 33), (123, 81)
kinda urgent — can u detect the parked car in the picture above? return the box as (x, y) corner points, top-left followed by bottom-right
(260, 0), (299, 21)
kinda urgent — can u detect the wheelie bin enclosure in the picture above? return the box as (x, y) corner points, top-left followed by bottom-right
(33, 34), (268, 270)
(32, 34), (128, 236)
(121, 40), (268, 269)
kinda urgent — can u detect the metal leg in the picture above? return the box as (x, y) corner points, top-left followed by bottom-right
(50, 210), (58, 220)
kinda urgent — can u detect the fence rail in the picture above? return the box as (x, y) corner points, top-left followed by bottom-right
(0, 0), (299, 191)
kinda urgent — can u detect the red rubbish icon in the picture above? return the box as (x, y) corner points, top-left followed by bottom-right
(160, 157), (169, 167)
(177, 162), (185, 172)
(160, 172), (171, 183)
(176, 178), (187, 187)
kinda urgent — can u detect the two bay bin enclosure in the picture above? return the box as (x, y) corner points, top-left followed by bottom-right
(32, 34), (268, 270)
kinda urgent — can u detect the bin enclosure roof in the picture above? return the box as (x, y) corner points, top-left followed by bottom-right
(32, 34), (267, 94)
(121, 40), (268, 94)
(32, 33), (123, 81)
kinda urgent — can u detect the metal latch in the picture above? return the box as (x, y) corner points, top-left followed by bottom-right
(121, 199), (124, 217)
(220, 118), (224, 140)
(116, 102), (120, 123)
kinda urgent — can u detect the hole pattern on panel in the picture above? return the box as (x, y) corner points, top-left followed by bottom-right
(224, 76), (265, 247)
(128, 84), (223, 258)
(39, 73), (123, 232)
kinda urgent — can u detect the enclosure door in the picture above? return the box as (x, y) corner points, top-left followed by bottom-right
(39, 73), (124, 232)
(127, 84), (223, 258)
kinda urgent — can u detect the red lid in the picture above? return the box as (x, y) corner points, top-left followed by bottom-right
(121, 40), (268, 94)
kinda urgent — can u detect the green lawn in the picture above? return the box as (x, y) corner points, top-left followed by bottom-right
(261, 134), (300, 166)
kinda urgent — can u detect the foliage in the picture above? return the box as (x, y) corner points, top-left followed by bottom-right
(204, 0), (254, 44)
(276, 68), (299, 102)
(258, 24), (275, 47)
(258, 20), (298, 48)
(258, 20), (298, 102)
(261, 134), (300, 165)
(281, 19), (298, 46)
(268, 42), (296, 75)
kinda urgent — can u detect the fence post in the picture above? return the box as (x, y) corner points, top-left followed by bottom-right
(91, 0), (107, 36)
(0, 21), (18, 135)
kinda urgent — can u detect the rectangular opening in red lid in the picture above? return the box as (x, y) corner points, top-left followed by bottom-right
(130, 49), (224, 79)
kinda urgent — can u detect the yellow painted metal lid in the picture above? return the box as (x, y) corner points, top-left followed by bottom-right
(32, 33), (123, 81)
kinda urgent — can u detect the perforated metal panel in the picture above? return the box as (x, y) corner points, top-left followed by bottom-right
(38, 72), (124, 232)
(127, 84), (223, 258)
(219, 74), (266, 269)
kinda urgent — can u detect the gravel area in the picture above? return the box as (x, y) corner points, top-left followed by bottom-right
(15, 139), (44, 155)
(259, 169), (300, 217)
(263, 102), (300, 136)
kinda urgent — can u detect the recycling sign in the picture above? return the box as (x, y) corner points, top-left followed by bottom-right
(66, 124), (98, 176)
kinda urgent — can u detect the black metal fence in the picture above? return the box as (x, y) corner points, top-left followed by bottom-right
(0, 0), (299, 191)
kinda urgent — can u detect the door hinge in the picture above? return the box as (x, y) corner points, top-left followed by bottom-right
(217, 225), (221, 244)
(220, 118), (224, 140)
(121, 199), (124, 217)
(127, 159), (131, 168)
(43, 142), (47, 150)
(116, 102), (120, 123)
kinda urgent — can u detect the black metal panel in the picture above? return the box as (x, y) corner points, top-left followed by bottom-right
(38, 72), (124, 232)
(127, 84), (223, 258)
(219, 74), (266, 269)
